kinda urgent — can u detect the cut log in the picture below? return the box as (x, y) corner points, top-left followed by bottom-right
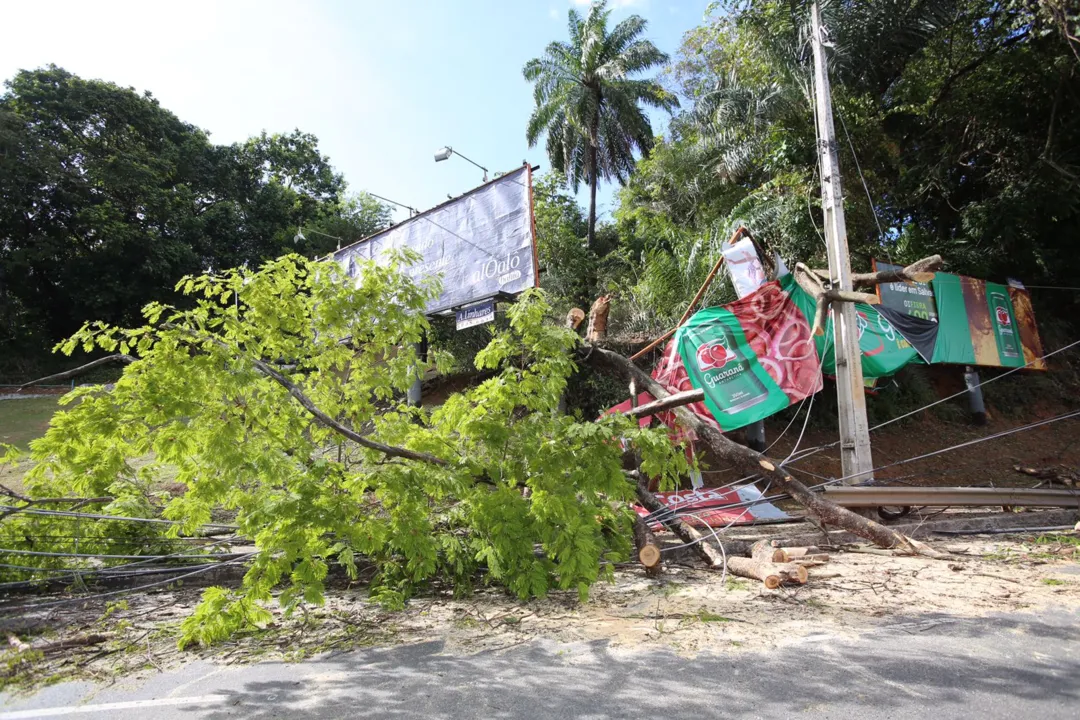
(586, 296), (611, 342)
(777, 546), (820, 561)
(633, 516), (662, 576)
(726, 557), (808, 589)
(582, 343), (936, 556)
(565, 308), (586, 331)
(751, 539), (786, 563)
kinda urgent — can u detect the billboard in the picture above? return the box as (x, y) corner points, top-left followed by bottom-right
(333, 165), (539, 315)
(873, 259), (937, 321)
(929, 274), (1045, 369)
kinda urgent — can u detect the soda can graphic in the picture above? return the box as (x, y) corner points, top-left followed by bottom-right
(990, 291), (1019, 359)
(694, 327), (771, 414)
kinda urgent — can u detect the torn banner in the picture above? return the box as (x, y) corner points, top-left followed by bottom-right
(652, 281), (823, 432)
(781, 274), (919, 378)
(633, 485), (790, 529)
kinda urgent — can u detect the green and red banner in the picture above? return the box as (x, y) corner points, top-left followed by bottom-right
(781, 274), (918, 379)
(652, 281), (822, 431)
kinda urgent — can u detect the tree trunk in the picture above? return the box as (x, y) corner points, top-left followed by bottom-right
(632, 515), (662, 576)
(581, 344), (934, 556)
(587, 144), (598, 251)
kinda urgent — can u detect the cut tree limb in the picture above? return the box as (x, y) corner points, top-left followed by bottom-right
(751, 539), (786, 563)
(849, 255), (944, 288)
(586, 296), (610, 342)
(17, 354), (136, 391)
(725, 557), (807, 589)
(632, 515), (662, 576)
(582, 343), (935, 556)
(624, 388), (704, 419)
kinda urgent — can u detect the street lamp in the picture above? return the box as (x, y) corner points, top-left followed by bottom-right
(434, 145), (489, 183)
(294, 226), (346, 251)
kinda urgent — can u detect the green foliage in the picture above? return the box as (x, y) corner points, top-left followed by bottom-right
(524, 0), (678, 246)
(0, 66), (391, 374)
(6, 254), (687, 647)
(617, 0), (1080, 339)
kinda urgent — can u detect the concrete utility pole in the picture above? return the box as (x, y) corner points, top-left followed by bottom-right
(809, 2), (874, 484)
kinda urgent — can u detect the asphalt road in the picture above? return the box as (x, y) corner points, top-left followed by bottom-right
(2, 609), (1077, 719)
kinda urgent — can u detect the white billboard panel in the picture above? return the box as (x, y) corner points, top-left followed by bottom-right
(334, 165), (538, 314)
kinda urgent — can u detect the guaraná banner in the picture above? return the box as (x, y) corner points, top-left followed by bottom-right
(781, 274), (918, 379)
(653, 281), (822, 432)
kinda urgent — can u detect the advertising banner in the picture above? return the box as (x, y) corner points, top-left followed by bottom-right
(721, 236), (768, 299)
(929, 273), (1040, 369)
(333, 165), (538, 315)
(782, 275), (918, 378)
(654, 281), (822, 432)
(632, 485), (791, 529)
(873, 259), (938, 321)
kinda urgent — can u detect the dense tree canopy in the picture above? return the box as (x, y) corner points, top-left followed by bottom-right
(611, 0), (1080, 340)
(0, 66), (389, 372)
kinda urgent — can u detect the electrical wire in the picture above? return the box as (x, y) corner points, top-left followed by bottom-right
(781, 336), (1080, 463)
(0, 505), (237, 530)
(834, 409), (1080, 485)
(657, 509), (728, 587)
(867, 338), (1080, 434)
(836, 104), (893, 266)
(0, 548), (246, 560)
(0, 552), (259, 614)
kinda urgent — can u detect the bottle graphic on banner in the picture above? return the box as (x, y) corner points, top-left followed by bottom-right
(694, 327), (771, 414)
(990, 291), (1020, 359)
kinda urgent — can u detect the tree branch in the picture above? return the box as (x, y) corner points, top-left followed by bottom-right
(163, 323), (451, 468)
(581, 344), (935, 555)
(849, 255), (943, 287)
(623, 388), (703, 419)
(17, 354), (136, 391)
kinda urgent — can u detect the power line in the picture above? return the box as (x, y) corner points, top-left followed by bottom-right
(0, 552), (259, 614)
(868, 338), (1080, 434)
(0, 505), (237, 530)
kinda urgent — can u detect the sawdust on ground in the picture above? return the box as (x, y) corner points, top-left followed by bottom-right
(3, 531), (1079, 693)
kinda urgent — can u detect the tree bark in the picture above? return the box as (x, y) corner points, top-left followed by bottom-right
(849, 254), (944, 288)
(632, 515), (662, 576)
(586, 296), (610, 343)
(725, 557), (807, 589)
(17, 354), (136, 391)
(582, 344), (932, 555)
(587, 145), (598, 251)
(624, 388), (703, 419)
(751, 540), (786, 563)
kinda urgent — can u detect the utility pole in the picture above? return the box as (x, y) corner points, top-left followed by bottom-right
(810, 2), (874, 485)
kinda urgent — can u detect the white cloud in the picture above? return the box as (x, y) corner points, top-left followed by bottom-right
(550, 7), (561, 19)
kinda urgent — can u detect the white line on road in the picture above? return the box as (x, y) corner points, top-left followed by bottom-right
(0, 694), (229, 719)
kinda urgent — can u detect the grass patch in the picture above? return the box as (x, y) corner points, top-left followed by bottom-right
(1042, 578), (1066, 586)
(0, 397), (60, 450)
(695, 608), (734, 623)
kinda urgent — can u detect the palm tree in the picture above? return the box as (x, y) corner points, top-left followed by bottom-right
(523, 0), (677, 249)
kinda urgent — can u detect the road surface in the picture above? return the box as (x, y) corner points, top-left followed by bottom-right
(1, 609), (1077, 719)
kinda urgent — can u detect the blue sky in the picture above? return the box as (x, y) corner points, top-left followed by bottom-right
(0, 0), (709, 223)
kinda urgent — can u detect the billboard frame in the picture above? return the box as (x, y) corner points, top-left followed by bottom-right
(331, 163), (542, 318)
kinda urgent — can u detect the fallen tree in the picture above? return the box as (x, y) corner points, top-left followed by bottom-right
(1, 255), (695, 648)
(2, 249), (943, 649)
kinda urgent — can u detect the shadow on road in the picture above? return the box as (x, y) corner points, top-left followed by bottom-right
(188, 610), (1080, 719)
